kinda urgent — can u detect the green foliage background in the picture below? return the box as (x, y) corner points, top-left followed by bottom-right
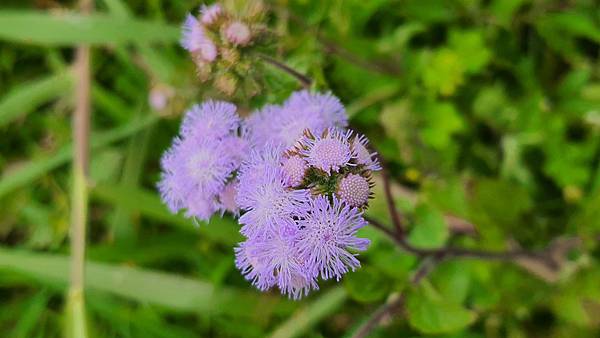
(0, 0), (599, 337)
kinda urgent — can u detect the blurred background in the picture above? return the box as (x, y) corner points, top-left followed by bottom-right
(0, 0), (599, 337)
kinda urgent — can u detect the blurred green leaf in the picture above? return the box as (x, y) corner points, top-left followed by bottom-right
(408, 204), (449, 248)
(448, 29), (491, 74)
(344, 266), (389, 303)
(0, 11), (178, 46)
(267, 287), (346, 338)
(0, 247), (275, 316)
(407, 282), (477, 334)
(91, 184), (242, 245)
(0, 115), (157, 199)
(0, 72), (72, 128)
(422, 49), (464, 96)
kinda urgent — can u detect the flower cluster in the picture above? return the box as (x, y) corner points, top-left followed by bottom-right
(158, 90), (380, 299)
(181, 1), (268, 96)
(158, 101), (246, 221)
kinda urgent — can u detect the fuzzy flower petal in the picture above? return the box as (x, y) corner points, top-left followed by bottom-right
(299, 128), (354, 175)
(200, 4), (222, 25)
(353, 134), (381, 171)
(181, 14), (217, 62)
(297, 195), (370, 281)
(181, 101), (240, 139)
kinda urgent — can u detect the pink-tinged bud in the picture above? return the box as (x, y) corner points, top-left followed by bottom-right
(224, 21), (252, 46)
(282, 155), (307, 187)
(181, 14), (217, 62)
(337, 174), (370, 208)
(200, 4), (222, 26)
(148, 84), (174, 112)
(219, 182), (239, 214)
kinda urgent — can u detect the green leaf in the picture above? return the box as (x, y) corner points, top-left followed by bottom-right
(267, 287), (347, 338)
(407, 282), (477, 334)
(0, 247), (277, 317)
(408, 204), (449, 248)
(421, 48), (464, 96)
(0, 115), (157, 199)
(344, 267), (390, 303)
(420, 101), (464, 149)
(0, 72), (73, 128)
(0, 11), (178, 46)
(91, 184), (242, 245)
(448, 29), (491, 74)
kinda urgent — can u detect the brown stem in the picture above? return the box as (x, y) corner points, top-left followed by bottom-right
(67, 1), (92, 337)
(351, 259), (437, 338)
(258, 54), (312, 89)
(365, 215), (558, 269)
(381, 169), (405, 238)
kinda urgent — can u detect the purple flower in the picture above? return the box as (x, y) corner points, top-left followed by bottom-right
(297, 195), (370, 281)
(244, 91), (348, 150)
(200, 4), (222, 25)
(224, 21), (252, 46)
(299, 128), (354, 175)
(285, 90), (348, 131)
(281, 155), (307, 187)
(158, 100), (244, 222)
(352, 134), (381, 171)
(235, 222), (318, 299)
(181, 101), (240, 139)
(181, 14), (217, 62)
(337, 174), (371, 208)
(236, 149), (309, 238)
(235, 237), (275, 291)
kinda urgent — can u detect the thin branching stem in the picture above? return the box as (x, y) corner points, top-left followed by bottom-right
(257, 53), (312, 89)
(351, 259), (438, 338)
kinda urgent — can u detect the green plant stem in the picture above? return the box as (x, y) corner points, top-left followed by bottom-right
(67, 1), (92, 337)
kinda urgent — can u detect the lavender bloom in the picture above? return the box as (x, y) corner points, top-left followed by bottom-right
(299, 128), (354, 175)
(181, 101), (240, 139)
(181, 14), (217, 62)
(281, 155), (307, 187)
(244, 91), (348, 150)
(200, 3), (222, 25)
(235, 237), (275, 291)
(297, 195), (370, 281)
(352, 134), (382, 171)
(236, 150), (309, 238)
(224, 21), (252, 46)
(337, 174), (371, 208)
(158, 101), (244, 222)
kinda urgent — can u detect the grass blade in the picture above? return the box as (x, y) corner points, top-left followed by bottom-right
(0, 247), (284, 316)
(0, 115), (158, 199)
(91, 184), (242, 245)
(267, 287), (348, 338)
(0, 72), (73, 128)
(0, 11), (178, 46)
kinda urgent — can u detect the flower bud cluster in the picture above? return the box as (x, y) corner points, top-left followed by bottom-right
(181, 1), (268, 96)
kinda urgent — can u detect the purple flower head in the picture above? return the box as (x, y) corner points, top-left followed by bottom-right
(337, 174), (371, 208)
(235, 238), (275, 291)
(285, 90), (348, 131)
(299, 128), (354, 175)
(236, 146), (310, 238)
(181, 14), (217, 62)
(181, 101), (240, 139)
(244, 91), (348, 150)
(297, 195), (370, 281)
(353, 134), (381, 171)
(282, 155), (307, 187)
(158, 135), (238, 221)
(200, 3), (222, 26)
(219, 182), (239, 215)
(158, 100), (244, 222)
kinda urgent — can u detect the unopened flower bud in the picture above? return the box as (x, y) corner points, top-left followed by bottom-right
(282, 155), (307, 187)
(215, 73), (238, 96)
(337, 174), (370, 208)
(224, 21), (252, 46)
